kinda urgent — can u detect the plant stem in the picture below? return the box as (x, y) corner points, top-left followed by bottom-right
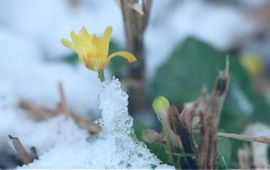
(120, 0), (152, 114)
(98, 70), (105, 82)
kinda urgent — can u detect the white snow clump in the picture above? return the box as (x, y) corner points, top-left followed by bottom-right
(23, 78), (172, 169)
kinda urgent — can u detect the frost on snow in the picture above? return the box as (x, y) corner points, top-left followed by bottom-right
(22, 78), (171, 169)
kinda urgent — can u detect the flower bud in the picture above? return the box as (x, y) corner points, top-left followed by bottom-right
(152, 96), (170, 115)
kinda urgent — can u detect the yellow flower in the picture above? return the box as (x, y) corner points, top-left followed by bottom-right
(61, 26), (137, 72)
(240, 52), (262, 78)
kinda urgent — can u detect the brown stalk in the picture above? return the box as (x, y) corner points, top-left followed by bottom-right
(119, 0), (152, 113)
(71, 113), (101, 134)
(57, 83), (70, 115)
(198, 61), (230, 169)
(168, 105), (198, 169)
(19, 99), (60, 120)
(8, 135), (33, 164)
(193, 129), (270, 144)
(19, 82), (101, 134)
(218, 132), (270, 144)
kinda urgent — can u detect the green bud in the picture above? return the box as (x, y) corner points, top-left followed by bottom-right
(152, 96), (170, 115)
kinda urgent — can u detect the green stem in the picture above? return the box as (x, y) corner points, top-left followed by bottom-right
(98, 70), (105, 82)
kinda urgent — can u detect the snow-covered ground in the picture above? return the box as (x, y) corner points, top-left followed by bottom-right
(0, 0), (266, 168)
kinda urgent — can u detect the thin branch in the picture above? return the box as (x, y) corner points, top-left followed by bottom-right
(71, 113), (101, 134)
(8, 135), (33, 164)
(19, 99), (59, 120)
(19, 82), (101, 134)
(57, 82), (69, 115)
(218, 132), (270, 144)
(168, 105), (198, 169)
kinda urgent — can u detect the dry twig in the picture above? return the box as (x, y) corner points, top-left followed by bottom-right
(8, 135), (33, 164)
(218, 132), (270, 144)
(119, 0), (152, 113)
(19, 100), (59, 120)
(168, 105), (198, 169)
(19, 82), (101, 134)
(198, 60), (230, 169)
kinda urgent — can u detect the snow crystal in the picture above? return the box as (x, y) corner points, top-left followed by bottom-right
(22, 78), (172, 169)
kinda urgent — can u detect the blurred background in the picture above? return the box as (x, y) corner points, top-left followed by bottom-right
(1, 0), (270, 168)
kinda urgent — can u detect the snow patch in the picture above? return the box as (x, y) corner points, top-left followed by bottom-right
(22, 78), (172, 169)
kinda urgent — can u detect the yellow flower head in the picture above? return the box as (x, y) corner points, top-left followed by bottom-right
(240, 52), (262, 78)
(61, 26), (137, 71)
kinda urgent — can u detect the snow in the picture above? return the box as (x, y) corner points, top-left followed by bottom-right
(21, 78), (172, 169)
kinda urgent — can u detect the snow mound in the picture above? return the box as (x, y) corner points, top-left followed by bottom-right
(23, 78), (171, 169)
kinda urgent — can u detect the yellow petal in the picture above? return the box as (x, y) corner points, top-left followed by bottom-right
(70, 31), (81, 46)
(79, 26), (93, 48)
(102, 26), (112, 43)
(71, 31), (86, 55)
(61, 39), (73, 49)
(80, 26), (90, 36)
(108, 51), (137, 63)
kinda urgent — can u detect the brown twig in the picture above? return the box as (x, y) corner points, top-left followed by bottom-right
(19, 100), (59, 120)
(198, 60), (230, 169)
(71, 113), (101, 134)
(8, 135), (33, 164)
(19, 82), (101, 134)
(119, 0), (152, 113)
(168, 105), (198, 169)
(57, 83), (70, 115)
(218, 132), (270, 144)
(193, 129), (270, 145)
